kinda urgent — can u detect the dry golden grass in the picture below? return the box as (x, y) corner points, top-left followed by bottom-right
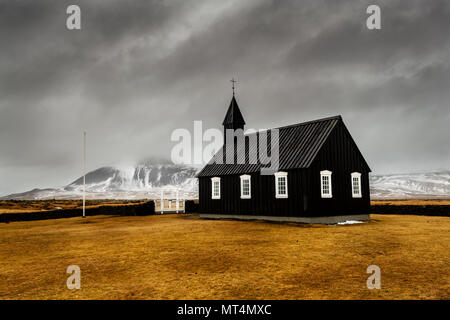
(0, 214), (448, 300)
(372, 199), (450, 206)
(0, 200), (145, 215)
(2, 199), (446, 215)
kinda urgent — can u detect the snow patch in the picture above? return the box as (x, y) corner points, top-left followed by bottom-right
(336, 220), (364, 225)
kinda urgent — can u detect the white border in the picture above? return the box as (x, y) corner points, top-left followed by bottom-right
(274, 171), (288, 198)
(211, 177), (221, 199)
(240, 174), (251, 199)
(320, 170), (332, 198)
(351, 172), (362, 198)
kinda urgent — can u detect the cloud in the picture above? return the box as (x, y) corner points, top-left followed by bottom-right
(0, 0), (449, 195)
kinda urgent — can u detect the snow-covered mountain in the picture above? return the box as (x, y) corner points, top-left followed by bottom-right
(2, 166), (449, 200)
(370, 171), (450, 199)
(1, 159), (199, 200)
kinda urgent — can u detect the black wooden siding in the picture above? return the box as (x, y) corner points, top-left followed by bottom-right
(306, 121), (371, 215)
(198, 120), (370, 217)
(199, 171), (305, 217)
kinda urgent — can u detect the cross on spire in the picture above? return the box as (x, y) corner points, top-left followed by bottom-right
(230, 78), (237, 96)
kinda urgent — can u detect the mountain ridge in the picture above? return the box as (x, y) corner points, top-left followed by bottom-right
(1, 165), (449, 200)
(1, 160), (199, 200)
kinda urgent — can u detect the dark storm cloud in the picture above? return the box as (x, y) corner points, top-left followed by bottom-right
(0, 0), (449, 195)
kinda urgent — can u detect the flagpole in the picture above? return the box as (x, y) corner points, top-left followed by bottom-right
(83, 131), (86, 218)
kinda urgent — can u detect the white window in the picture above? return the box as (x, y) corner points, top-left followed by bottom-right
(240, 175), (251, 199)
(274, 171), (288, 198)
(351, 172), (362, 198)
(211, 177), (221, 199)
(320, 170), (332, 198)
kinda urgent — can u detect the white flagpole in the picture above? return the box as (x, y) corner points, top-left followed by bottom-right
(176, 188), (179, 213)
(161, 189), (164, 214)
(83, 131), (86, 218)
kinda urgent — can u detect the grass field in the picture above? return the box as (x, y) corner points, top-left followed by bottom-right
(1, 199), (447, 215)
(0, 213), (448, 300)
(371, 199), (450, 206)
(0, 200), (145, 215)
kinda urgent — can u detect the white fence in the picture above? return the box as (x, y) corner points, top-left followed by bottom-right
(154, 189), (185, 213)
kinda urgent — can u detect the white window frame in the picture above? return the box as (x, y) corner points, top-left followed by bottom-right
(351, 172), (362, 198)
(320, 170), (333, 198)
(211, 177), (221, 199)
(274, 171), (288, 199)
(240, 174), (251, 199)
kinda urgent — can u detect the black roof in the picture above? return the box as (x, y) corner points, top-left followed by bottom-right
(197, 115), (367, 177)
(222, 96), (246, 126)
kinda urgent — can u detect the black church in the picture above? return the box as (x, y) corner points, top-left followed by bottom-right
(197, 92), (371, 224)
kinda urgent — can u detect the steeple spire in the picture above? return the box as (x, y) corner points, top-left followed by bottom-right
(230, 78), (237, 96)
(222, 95), (245, 130)
(222, 79), (245, 152)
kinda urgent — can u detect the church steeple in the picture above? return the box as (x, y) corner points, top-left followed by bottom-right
(222, 95), (246, 131)
(222, 79), (245, 131)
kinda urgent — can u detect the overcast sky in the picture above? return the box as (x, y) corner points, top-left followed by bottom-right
(1, 0), (449, 195)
